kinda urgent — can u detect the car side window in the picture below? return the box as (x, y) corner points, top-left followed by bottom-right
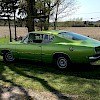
(42, 34), (54, 44)
(22, 33), (54, 44)
(28, 33), (43, 43)
(33, 34), (43, 43)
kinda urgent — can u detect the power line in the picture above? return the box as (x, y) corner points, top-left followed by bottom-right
(75, 12), (100, 15)
(84, 17), (100, 19)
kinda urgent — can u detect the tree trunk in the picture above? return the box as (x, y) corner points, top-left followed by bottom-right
(27, 0), (35, 32)
(8, 16), (12, 42)
(14, 10), (17, 40)
(54, 17), (57, 30)
(54, 2), (59, 30)
(44, 19), (48, 30)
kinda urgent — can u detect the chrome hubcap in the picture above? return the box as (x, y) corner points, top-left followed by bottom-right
(57, 57), (67, 68)
(6, 52), (14, 61)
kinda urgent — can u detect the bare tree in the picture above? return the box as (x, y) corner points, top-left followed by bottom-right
(51, 0), (78, 29)
(35, 0), (60, 30)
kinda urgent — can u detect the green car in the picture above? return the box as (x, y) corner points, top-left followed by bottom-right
(0, 30), (100, 69)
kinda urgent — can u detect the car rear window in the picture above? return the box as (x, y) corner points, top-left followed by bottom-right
(58, 32), (89, 40)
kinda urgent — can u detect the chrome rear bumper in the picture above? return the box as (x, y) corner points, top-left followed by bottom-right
(89, 56), (100, 60)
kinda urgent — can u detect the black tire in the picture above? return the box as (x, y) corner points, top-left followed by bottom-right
(54, 55), (70, 69)
(3, 52), (15, 62)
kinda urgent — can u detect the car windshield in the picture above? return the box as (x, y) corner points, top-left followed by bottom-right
(58, 32), (89, 40)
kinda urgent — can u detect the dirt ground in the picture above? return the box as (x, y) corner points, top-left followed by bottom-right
(0, 85), (78, 100)
(0, 26), (28, 38)
(0, 26), (100, 40)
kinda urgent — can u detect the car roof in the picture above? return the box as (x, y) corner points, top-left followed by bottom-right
(29, 30), (67, 35)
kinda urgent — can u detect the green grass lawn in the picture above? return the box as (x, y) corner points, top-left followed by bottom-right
(0, 37), (16, 44)
(0, 38), (100, 99)
(0, 57), (100, 100)
(0, 37), (10, 43)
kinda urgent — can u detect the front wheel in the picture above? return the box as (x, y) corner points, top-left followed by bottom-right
(3, 52), (15, 62)
(55, 56), (70, 69)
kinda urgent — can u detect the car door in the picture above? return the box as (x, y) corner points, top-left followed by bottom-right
(15, 33), (43, 61)
(41, 34), (54, 63)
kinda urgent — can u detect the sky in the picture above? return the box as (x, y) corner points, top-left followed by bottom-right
(62, 0), (100, 21)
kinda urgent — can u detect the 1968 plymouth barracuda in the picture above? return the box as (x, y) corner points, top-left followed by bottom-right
(0, 30), (100, 69)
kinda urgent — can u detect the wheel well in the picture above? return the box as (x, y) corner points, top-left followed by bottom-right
(53, 53), (70, 60)
(53, 53), (72, 67)
(1, 50), (10, 55)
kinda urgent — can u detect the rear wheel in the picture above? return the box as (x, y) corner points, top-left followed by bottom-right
(3, 52), (15, 62)
(54, 55), (70, 69)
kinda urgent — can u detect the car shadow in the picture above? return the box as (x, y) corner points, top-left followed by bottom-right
(67, 63), (100, 80)
(0, 59), (100, 100)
